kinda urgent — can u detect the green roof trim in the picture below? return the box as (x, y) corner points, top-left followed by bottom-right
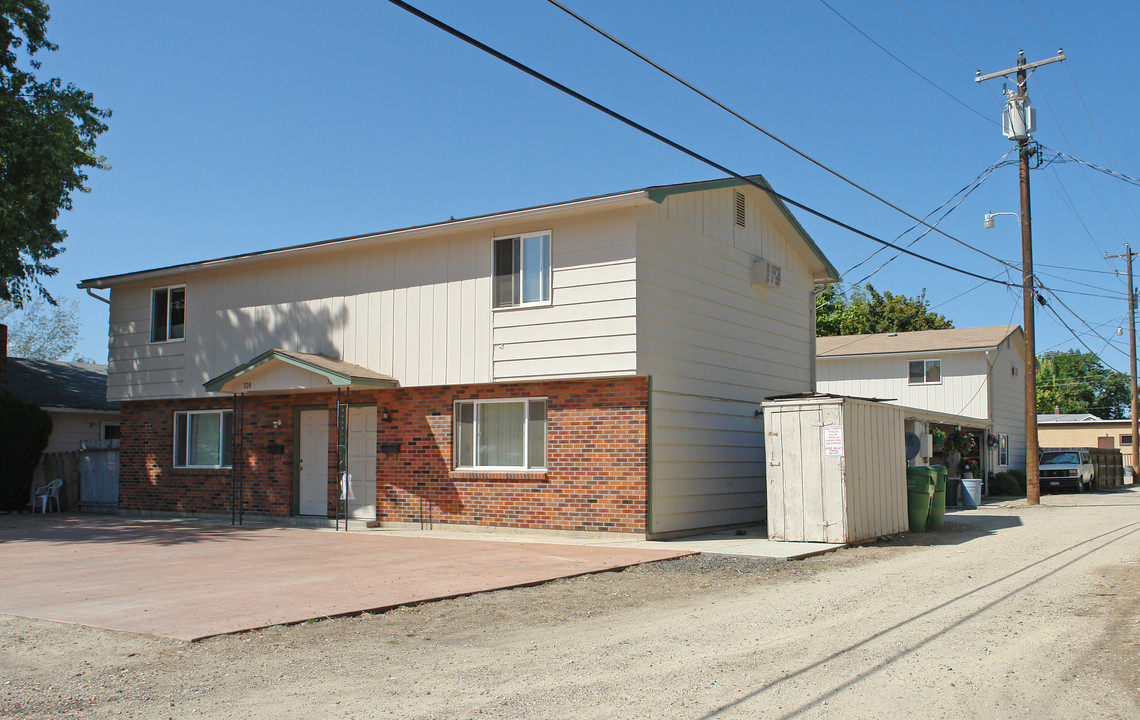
(646, 174), (840, 282)
(203, 349), (398, 393)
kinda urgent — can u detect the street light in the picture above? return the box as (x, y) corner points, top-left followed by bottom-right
(983, 211), (1021, 229)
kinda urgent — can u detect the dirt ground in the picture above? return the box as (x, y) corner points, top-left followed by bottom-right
(2, 489), (1138, 719)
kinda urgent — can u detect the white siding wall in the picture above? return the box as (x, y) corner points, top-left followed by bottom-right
(107, 230), (495, 400)
(106, 211), (642, 401)
(491, 210), (639, 381)
(816, 351), (991, 419)
(988, 335), (1028, 470)
(637, 187), (818, 535)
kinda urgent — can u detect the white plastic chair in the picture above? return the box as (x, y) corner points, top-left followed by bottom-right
(33, 478), (63, 513)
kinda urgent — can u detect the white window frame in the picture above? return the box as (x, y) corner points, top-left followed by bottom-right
(908, 358), (942, 385)
(492, 231), (552, 310)
(998, 433), (1009, 467)
(174, 409), (233, 469)
(453, 397), (547, 470)
(150, 284), (186, 343)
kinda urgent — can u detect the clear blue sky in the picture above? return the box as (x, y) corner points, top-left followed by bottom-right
(31, 0), (1140, 373)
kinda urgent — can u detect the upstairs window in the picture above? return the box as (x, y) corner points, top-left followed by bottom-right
(151, 285), (185, 342)
(493, 232), (551, 308)
(908, 359), (941, 385)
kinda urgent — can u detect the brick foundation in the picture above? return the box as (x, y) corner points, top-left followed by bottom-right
(119, 376), (649, 533)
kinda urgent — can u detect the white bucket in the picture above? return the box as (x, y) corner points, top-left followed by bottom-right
(961, 479), (983, 508)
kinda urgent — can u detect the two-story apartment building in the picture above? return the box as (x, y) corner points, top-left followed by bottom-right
(80, 176), (839, 537)
(816, 325), (1027, 476)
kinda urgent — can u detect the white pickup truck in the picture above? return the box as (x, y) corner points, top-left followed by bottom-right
(1038, 448), (1095, 492)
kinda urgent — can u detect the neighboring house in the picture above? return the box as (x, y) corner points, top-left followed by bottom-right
(79, 176), (840, 537)
(0, 323), (121, 474)
(1037, 416), (1135, 468)
(1038, 412), (1102, 423)
(816, 326), (1027, 476)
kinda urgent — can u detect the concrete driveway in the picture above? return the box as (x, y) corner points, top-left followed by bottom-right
(0, 515), (689, 641)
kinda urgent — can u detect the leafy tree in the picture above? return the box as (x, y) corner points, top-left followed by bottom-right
(0, 294), (85, 359)
(1036, 350), (1130, 420)
(1, 0), (110, 305)
(816, 283), (954, 336)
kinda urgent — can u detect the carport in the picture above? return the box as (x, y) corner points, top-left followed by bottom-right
(0, 516), (689, 641)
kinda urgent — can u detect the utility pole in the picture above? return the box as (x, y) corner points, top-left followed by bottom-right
(977, 49), (1065, 506)
(1106, 246), (1139, 477)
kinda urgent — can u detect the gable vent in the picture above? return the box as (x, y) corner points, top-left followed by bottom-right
(734, 191), (746, 228)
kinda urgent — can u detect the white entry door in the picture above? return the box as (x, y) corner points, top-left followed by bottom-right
(298, 409), (329, 516)
(346, 406), (377, 519)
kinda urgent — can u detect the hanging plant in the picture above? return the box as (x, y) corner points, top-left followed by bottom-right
(986, 433), (999, 449)
(931, 427), (946, 450)
(946, 429), (975, 454)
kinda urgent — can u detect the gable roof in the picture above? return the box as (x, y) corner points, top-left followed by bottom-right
(1037, 413), (1103, 423)
(79, 175), (838, 289)
(203, 349), (399, 393)
(817, 325), (1022, 358)
(0, 358), (118, 412)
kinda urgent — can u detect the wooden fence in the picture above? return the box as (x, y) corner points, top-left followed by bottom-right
(1090, 447), (1125, 489)
(36, 440), (120, 513)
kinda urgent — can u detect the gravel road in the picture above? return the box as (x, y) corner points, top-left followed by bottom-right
(3, 489), (1138, 719)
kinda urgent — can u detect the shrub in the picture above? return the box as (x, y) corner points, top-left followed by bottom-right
(1009, 469), (1027, 495)
(990, 471), (1023, 496)
(0, 391), (53, 511)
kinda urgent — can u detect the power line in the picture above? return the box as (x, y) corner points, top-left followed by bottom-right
(969, 0), (1022, 51)
(1042, 144), (1140, 189)
(386, 0), (1021, 289)
(543, 0), (1013, 274)
(843, 151), (1015, 284)
(891, 0), (1007, 110)
(818, 0), (999, 126)
(1016, 0), (1062, 48)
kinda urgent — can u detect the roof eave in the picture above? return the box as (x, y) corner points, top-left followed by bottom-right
(79, 190), (654, 290)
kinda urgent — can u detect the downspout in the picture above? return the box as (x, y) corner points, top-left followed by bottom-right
(985, 348), (995, 495)
(86, 288), (111, 305)
(810, 279), (841, 392)
(645, 374), (653, 538)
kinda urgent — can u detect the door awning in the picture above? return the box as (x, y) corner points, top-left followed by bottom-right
(204, 349), (399, 394)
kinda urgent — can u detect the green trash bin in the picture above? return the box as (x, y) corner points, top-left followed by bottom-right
(927, 465), (947, 531)
(906, 467), (936, 533)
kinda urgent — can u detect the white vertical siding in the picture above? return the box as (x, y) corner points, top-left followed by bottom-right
(639, 187), (819, 535)
(105, 230), (495, 401)
(989, 335), (1028, 469)
(104, 208), (647, 401)
(764, 398), (906, 543)
(816, 351), (991, 419)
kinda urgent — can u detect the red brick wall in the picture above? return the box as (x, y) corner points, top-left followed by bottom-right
(119, 376), (649, 533)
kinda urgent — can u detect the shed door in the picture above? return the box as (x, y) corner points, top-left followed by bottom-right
(298, 409), (329, 516)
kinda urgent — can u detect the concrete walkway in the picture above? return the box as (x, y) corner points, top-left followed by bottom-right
(0, 515), (691, 641)
(378, 525), (846, 560)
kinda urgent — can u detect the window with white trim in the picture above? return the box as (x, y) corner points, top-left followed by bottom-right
(998, 434), (1009, 467)
(151, 285), (186, 342)
(454, 398), (546, 469)
(493, 232), (551, 308)
(174, 410), (233, 468)
(908, 359), (941, 385)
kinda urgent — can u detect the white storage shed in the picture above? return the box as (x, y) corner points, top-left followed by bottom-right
(763, 395), (908, 543)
